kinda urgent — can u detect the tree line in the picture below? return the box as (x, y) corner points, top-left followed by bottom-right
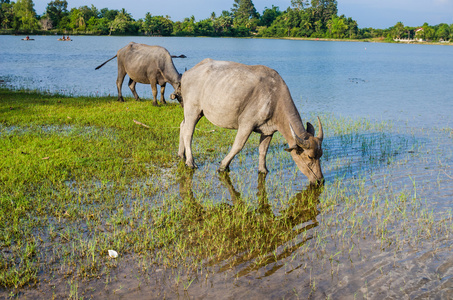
(1, 0), (452, 42)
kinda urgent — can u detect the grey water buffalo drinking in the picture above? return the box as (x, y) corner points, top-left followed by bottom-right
(178, 58), (324, 185)
(95, 42), (182, 106)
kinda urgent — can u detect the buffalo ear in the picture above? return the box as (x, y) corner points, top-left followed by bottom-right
(285, 145), (298, 152)
(306, 122), (315, 136)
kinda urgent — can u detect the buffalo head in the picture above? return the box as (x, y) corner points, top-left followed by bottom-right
(170, 82), (183, 107)
(285, 117), (324, 186)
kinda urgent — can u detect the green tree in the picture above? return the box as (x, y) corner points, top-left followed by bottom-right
(86, 16), (109, 34)
(212, 11), (233, 35)
(231, 0), (258, 28)
(327, 15), (347, 38)
(391, 21), (404, 39)
(436, 23), (450, 41)
(263, 12), (291, 37)
(69, 8), (85, 30)
(195, 18), (214, 36)
(78, 5), (98, 21)
(291, 0), (309, 10)
(45, 0), (68, 28)
(343, 16), (358, 38)
(142, 12), (156, 34)
(297, 10), (316, 36)
(109, 8), (132, 35)
(174, 15), (195, 35)
(142, 13), (173, 36)
(308, 0), (337, 32)
(14, 0), (39, 31)
(259, 5), (281, 27)
(0, 2), (15, 29)
(58, 15), (70, 30)
(100, 8), (118, 21)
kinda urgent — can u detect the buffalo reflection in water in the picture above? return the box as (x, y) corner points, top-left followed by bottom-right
(177, 169), (323, 278)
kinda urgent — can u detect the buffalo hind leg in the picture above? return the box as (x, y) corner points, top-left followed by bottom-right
(160, 83), (166, 104)
(150, 80), (159, 106)
(178, 119), (186, 160)
(128, 78), (141, 101)
(258, 134), (273, 174)
(116, 68), (126, 102)
(219, 126), (253, 172)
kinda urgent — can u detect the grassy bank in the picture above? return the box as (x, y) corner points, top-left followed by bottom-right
(0, 88), (232, 289)
(1, 88), (452, 298)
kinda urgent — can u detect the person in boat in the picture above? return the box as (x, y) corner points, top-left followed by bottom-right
(25, 36), (30, 40)
(66, 36), (71, 41)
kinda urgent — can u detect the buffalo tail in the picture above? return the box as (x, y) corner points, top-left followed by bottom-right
(95, 55), (117, 70)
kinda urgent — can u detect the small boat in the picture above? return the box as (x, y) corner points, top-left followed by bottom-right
(21, 38), (34, 41)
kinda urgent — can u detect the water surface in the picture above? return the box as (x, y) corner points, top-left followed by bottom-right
(1, 35), (452, 128)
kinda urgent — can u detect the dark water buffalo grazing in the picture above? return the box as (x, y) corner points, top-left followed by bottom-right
(178, 59), (324, 185)
(95, 42), (182, 106)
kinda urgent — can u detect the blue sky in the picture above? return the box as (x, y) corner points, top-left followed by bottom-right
(34, 0), (453, 29)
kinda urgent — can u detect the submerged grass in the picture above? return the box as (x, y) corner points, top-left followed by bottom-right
(1, 88), (452, 297)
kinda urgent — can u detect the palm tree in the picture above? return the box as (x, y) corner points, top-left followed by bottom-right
(393, 22), (404, 39)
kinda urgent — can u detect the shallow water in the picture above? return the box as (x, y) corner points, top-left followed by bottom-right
(115, 129), (452, 299)
(4, 121), (452, 299)
(1, 35), (452, 128)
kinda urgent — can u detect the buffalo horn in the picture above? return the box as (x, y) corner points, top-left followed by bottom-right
(317, 116), (323, 141)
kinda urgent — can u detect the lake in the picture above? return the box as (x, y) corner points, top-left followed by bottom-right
(1, 35), (453, 299)
(1, 35), (452, 129)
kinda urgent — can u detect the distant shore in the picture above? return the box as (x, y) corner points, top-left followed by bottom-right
(5, 33), (451, 46)
(281, 36), (452, 45)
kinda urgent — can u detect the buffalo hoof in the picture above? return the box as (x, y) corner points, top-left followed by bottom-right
(312, 178), (325, 187)
(118, 97), (125, 102)
(185, 162), (198, 170)
(217, 166), (230, 173)
(152, 101), (159, 107)
(308, 179), (325, 188)
(258, 168), (269, 175)
(258, 172), (267, 181)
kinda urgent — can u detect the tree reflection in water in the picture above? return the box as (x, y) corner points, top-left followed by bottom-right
(176, 168), (323, 278)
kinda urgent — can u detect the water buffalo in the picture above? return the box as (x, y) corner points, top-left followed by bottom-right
(95, 42), (182, 106)
(178, 58), (324, 185)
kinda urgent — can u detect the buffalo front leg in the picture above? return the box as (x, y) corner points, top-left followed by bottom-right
(181, 111), (203, 169)
(219, 126), (253, 172)
(116, 68), (126, 102)
(128, 78), (141, 101)
(258, 134), (273, 174)
(160, 83), (166, 104)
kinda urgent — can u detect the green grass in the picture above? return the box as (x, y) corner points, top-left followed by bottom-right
(0, 88), (240, 289)
(1, 88), (452, 297)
